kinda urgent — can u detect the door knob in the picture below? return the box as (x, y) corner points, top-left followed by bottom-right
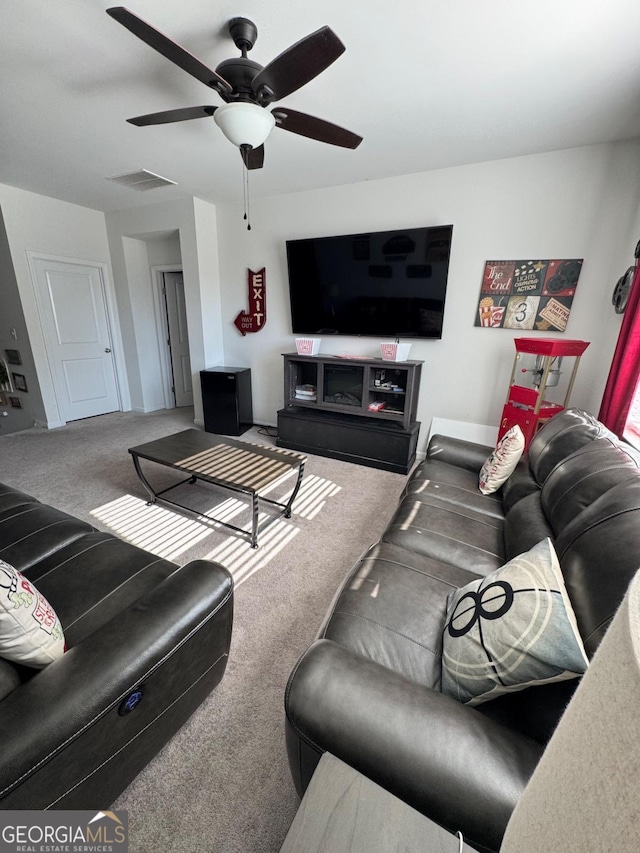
(105, 348), (112, 353)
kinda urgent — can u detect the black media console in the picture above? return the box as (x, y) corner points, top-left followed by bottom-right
(276, 353), (423, 474)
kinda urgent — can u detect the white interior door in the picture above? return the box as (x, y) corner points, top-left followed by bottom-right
(32, 257), (120, 422)
(163, 271), (193, 407)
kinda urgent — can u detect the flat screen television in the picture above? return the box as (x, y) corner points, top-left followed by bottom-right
(286, 224), (453, 339)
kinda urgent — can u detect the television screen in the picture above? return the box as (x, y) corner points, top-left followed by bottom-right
(286, 224), (453, 339)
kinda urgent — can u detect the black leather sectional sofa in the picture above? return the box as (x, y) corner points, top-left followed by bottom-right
(284, 408), (640, 852)
(0, 483), (233, 809)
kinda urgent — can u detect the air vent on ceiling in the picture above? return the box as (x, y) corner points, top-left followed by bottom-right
(106, 169), (177, 191)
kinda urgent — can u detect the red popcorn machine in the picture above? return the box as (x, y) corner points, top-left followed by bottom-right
(498, 337), (590, 447)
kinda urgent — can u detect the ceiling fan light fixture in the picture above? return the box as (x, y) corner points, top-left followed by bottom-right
(107, 9), (362, 169)
(213, 102), (275, 149)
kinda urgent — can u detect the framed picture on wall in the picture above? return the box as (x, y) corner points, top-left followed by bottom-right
(5, 349), (21, 365)
(12, 373), (28, 393)
(0, 358), (12, 392)
(9, 397), (22, 409)
(474, 259), (583, 331)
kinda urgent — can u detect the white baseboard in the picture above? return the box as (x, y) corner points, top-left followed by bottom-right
(42, 419), (65, 429)
(132, 403), (167, 414)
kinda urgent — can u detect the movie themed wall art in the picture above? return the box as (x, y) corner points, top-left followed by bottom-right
(475, 259), (583, 331)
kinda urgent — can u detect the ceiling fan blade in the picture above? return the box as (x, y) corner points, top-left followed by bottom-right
(127, 106), (217, 126)
(240, 145), (265, 170)
(251, 26), (345, 102)
(106, 7), (232, 93)
(272, 108), (362, 149)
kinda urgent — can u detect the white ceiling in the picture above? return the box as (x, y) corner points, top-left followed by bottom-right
(3, 0), (640, 213)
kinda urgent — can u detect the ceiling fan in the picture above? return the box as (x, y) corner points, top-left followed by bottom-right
(106, 7), (363, 170)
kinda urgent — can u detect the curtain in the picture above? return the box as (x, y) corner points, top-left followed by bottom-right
(599, 263), (640, 435)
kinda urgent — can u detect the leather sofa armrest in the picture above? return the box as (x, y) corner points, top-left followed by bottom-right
(426, 434), (494, 473)
(0, 559), (233, 807)
(285, 640), (543, 853)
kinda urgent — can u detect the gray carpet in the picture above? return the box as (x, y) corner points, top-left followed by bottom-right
(0, 408), (407, 852)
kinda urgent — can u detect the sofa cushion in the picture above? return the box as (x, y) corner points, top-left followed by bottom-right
(0, 657), (22, 701)
(318, 540), (481, 688)
(479, 426), (525, 495)
(0, 558), (66, 668)
(404, 457), (504, 520)
(0, 485), (41, 516)
(555, 478), (640, 656)
(382, 496), (505, 576)
(501, 458), (540, 514)
(0, 502), (95, 572)
(527, 408), (615, 486)
(504, 491), (555, 561)
(23, 532), (179, 647)
(477, 677), (578, 746)
(540, 438), (640, 536)
(441, 539), (588, 705)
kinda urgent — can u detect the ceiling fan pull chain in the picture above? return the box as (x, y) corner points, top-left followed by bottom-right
(239, 145), (251, 230)
(241, 155), (248, 224)
(245, 160), (252, 231)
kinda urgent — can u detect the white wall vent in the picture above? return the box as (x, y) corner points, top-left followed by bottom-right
(106, 169), (177, 191)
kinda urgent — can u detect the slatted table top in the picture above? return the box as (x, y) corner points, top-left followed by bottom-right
(129, 429), (305, 494)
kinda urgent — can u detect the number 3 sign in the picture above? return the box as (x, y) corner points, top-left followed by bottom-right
(505, 296), (537, 329)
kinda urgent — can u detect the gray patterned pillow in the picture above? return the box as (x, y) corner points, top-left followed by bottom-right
(441, 539), (588, 705)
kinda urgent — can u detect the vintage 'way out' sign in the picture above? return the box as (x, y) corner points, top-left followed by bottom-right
(474, 259), (583, 331)
(234, 268), (266, 335)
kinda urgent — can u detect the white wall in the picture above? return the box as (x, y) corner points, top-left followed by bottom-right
(216, 140), (640, 449)
(105, 197), (224, 422)
(0, 206), (45, 433)
(121, 235), (165, 411)
(146, 233), (181, 268)
(0, 186), (224, 428)
(0, 183), (128, 428)
(3, 140), (639, 445)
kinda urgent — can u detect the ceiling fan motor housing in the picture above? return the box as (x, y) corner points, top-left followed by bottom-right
(215, 57), (265, 102)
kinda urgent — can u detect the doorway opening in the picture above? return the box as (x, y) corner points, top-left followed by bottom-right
(152, 267), (193, 408)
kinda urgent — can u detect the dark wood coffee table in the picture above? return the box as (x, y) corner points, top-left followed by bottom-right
(128, 429), (306, 548)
